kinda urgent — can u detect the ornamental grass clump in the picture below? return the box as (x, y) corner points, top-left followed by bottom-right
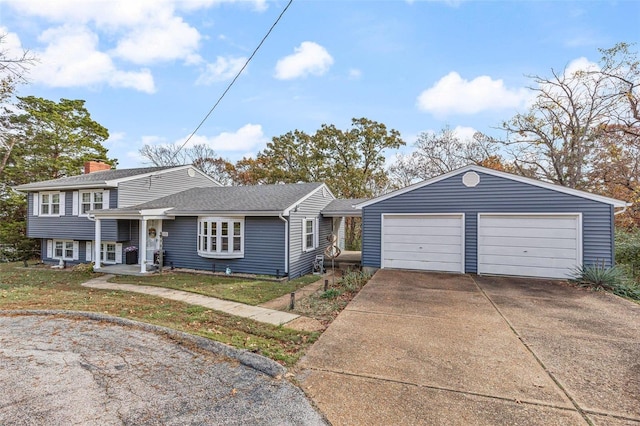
(571, 262), (640, 300)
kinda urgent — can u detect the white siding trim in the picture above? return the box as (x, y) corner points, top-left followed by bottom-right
(381, 213), (465, 273)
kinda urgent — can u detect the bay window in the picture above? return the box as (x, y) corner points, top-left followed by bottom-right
(198, 217), (244, 258)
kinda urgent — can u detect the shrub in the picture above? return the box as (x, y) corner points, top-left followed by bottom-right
(571, 262), (640, 300)
(615, 229), (640, 278)
(72, 262), (95, 273)
(320, 288), (342, 299)
(339, 270), (371, 293)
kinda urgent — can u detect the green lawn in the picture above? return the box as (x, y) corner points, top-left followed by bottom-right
(0, 263), (319, 365)
(110, 272), (321, 305)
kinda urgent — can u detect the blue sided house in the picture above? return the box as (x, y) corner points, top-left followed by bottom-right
(16, 161), (343, 279)
(356, 165), (630, 280)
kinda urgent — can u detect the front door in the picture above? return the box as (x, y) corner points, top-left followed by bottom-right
(146, 220), (161, 264)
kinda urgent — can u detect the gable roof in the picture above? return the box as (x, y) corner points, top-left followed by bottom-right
(355, 165), (630, 209)
(14, 165), (217, 191)
(92, 182), (329, 217)
(321, 198), (369, 217)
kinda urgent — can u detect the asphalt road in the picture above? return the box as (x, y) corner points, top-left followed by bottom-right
(0, 312), (327, 426)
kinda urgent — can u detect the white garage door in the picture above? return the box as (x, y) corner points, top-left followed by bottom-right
(478, 214), (581, 279)
(382, 214), (464, 273)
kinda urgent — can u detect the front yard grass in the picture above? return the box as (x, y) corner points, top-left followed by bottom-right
(110, 272), (320, 305)
(0, 263), (319, 366)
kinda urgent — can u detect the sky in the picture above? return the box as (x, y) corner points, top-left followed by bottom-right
(1, 0), (639, 169)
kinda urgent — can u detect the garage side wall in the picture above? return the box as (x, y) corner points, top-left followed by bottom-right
(362, 172), (614, 272)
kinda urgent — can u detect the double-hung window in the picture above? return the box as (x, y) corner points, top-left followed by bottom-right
(52, 240), (75, 260)
(41, 192), (61, 216)
(80, 191), (103, 215)
(198, 217), (244, 258)
(303, 218), (318, 252)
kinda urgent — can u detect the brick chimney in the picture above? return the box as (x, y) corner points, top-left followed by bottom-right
(84, 161), (112, 174)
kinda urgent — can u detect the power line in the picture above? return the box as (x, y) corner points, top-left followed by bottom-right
(170, 0), (294, 163)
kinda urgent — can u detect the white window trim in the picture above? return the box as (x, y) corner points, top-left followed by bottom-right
(197, 216), (245, 259)
(302, 217), (319, 252)
(78, 190), (105, 216)
(86, 241), (122, 264)
(39, 191), (63, 217)
(49, 239), (78, 261)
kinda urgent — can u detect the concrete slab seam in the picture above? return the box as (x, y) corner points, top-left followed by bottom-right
(0, 310), (286, 378)
(468, 275), (593, 426)
(303, 366), (582, 415)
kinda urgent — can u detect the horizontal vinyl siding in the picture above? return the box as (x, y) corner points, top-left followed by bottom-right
(27, 191), (118, 241)
(362, 172), (614, 272)
(117, 168), (219, 208)
(162, 216), (286, 276)
(289, 188), (334, 279)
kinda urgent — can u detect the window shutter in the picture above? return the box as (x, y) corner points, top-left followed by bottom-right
(301, 219), (306, 251)
(59, 192), (66, 216)
(33, 193), (39, 217)
(315, 218), (319, 249)
(103, 190), (110, 209)
(72, 191), (79, 215)
(73, 241), (79, 260)
(46, 240), (52, 258)
(86, 241), (92, 261)
(115, 243), (123, 264)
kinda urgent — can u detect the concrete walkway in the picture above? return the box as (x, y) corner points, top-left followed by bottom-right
(82, 275), (300, 326)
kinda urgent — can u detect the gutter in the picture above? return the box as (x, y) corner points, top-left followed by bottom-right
(614, 204), (632, 216)
(278, 214), (289, 275)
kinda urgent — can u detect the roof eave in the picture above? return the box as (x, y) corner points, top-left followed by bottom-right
(14, 182), (116, 192)
(171, 210), (285, 217)
(356, 165), (631, 208)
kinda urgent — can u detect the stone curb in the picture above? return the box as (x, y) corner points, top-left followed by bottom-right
(0, 309), (286, 378)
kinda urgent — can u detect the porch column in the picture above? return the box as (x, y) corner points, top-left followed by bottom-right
(94, 218), (102, 269)
(140, 218), (147, 273)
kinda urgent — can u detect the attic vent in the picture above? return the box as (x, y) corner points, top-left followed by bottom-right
(187, 168), (196, 177)
(462, 171), (480, 187)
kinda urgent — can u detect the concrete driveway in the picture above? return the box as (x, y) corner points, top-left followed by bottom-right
(296, 270), (640, 425)
(0, 312), (327, 426)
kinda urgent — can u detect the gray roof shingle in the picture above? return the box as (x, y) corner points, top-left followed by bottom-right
(96, 182), (326, 215)
(321, 198), (368, 216)
(15, 166), (179, 191)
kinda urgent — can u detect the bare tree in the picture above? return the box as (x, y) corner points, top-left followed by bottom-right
(501, 42), (639, 190)
(387, 127), (499, 187)
(139, 143), (235, 185)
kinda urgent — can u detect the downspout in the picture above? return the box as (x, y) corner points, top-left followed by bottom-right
(279, 214), (289, 275)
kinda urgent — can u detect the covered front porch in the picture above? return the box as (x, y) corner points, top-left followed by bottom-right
(322, 198), (366, 271)
(90, 207), (171, 274)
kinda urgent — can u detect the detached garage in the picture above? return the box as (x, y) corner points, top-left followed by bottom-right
(358, 165), (629, 279)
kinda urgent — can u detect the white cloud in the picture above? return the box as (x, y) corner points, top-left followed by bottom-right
(31, 25), (155, 93)
(112, 14), (202, 65)
(196, 56), (247, 85)
(564, 57), (599, 76)
(348, 68), (362, 80)
(179, 124), (266, 151)
(416, 71), (531, 116)
(452, 125), (477, 141)
(2, 0), (266, 91)
(274, 41), (334, 80)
